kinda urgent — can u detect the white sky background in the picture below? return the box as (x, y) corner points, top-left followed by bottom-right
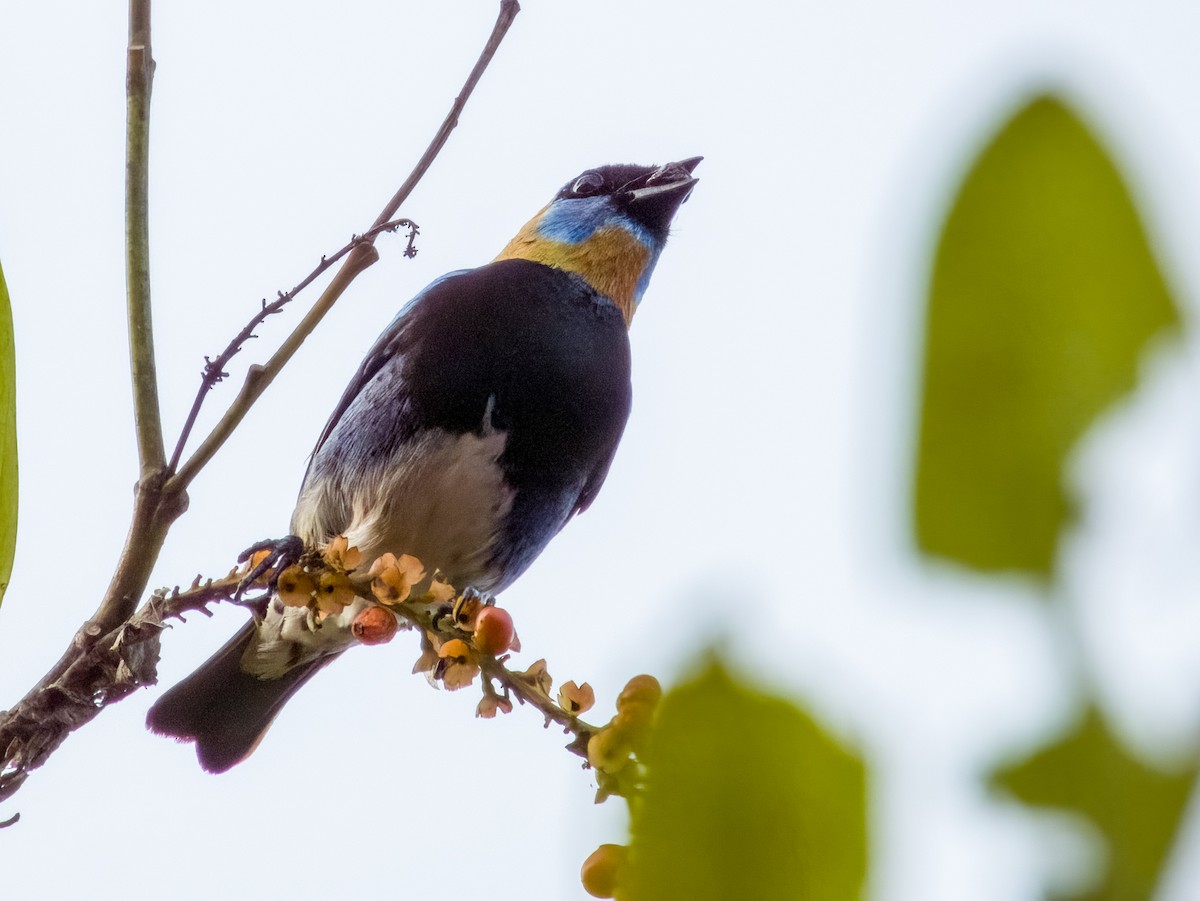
(3, 1), (1200, 898)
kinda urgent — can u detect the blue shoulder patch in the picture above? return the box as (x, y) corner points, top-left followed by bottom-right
(396, 268), (474, 318)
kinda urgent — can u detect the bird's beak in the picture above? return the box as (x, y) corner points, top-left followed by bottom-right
(623, 157), (702, 229)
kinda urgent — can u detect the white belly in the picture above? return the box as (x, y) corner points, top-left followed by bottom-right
(291, 427), (515, 589)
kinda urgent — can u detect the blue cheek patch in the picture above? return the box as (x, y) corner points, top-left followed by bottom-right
(536, 197), (611, 244)
(536, 197), (659, 253)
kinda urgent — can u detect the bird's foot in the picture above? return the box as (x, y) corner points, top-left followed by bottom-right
(236, 535), (306, 598)
(433, 585), (494, 632)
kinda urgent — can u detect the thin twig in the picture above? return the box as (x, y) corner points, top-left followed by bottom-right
(371, 0), (521, 230)
(480, 655), (595, 737)
(166, 219), (418, 473)
(166, 1), (520, 493)
(85, 0), (173, 637)
(0, 570), (252, 809)
(378, 589), (600, 746)
(125, 0), (164, 477)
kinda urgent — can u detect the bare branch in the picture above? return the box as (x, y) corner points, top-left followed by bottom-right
(0, 551), (586, 817)
(125, 0), (164, 477)
(83, 0), (171, 637)
(0, 3), (522, 811)
(0, 569), (250, 811)
(372, 0), (521, 229)
(166, 219), (418, 474)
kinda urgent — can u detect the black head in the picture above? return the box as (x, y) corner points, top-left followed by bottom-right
(553, 157), (702, 243)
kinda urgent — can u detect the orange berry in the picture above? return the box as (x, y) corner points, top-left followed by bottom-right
(472, 605), (515, 656)
(617, 675), (661, 712)
(614, 701), (656, 750)
(580, 844), (626, 898)
(351, 606), (398, 645)
(587, 726), (631, 774)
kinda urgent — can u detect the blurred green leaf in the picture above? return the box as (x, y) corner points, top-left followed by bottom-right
(0, 260), (15, 607)
(626, 658), (866, 901)
(914, 94), (1180, 578)
(993, 706), (1197, 900)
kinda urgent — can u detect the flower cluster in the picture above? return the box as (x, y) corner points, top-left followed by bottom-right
(236, 535), (662, 901)
(267, 535), (364, 616)
(406, 592), (521, 692)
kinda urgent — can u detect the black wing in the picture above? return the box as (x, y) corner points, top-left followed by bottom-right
(573, 434), (622, 516)
(300, 270), (471, 485)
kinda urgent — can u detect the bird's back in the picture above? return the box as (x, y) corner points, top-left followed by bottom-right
(292, 258), (633, 592)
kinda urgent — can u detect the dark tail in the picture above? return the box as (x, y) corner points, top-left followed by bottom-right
(147, 621), (335, 773)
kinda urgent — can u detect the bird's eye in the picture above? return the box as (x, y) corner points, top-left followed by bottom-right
(571, 172), (605, 196)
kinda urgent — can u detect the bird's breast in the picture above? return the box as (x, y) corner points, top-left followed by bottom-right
(494, 221), (650, 325)
(293, 425), (515, 591)
(292, 259), (632, 595)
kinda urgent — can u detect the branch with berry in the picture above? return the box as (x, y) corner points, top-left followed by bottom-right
(148, 536), (658, 898)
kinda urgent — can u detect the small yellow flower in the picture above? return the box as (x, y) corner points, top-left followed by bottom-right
(277, 565), (315, 607)
(557, 681), (596, 716)
(412, 635), (439, 675)
(437, 638), (479, 690)
(315, 570), (356, 614)
(518, 658), (553, 696)
(442, 662), (480, 690)
(438, 638), (470, 658)
(476, 694), (514, 718)
(424, 575), (457, 604)
(322, 535), (364, 572)
(367, 552), (426, 605)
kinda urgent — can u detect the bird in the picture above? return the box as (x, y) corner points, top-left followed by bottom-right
(146, 157), (701, 772)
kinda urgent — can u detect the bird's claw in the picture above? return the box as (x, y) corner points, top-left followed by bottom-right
(432, 585), (494, 632)
(460, 586), (493, 607)
(236, 535), (305, 598)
